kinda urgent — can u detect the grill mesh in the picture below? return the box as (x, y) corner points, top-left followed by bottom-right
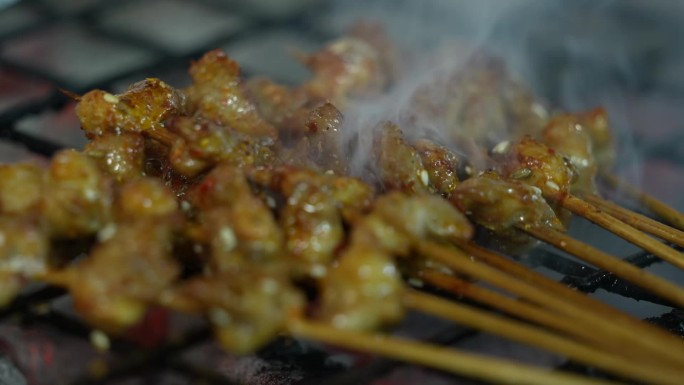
(1, 1), (683, 384)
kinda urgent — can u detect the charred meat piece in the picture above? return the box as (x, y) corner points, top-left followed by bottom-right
(163, 116), (276, 177)
(451, 172), (564, 252)
(317, 191), (472, 331)
(318, 245), (403, 331)
(76, 78), (187, 138)
(0, 216), (49, 306)
(164, 266), (303, 354)
(187, 50), (277, 140)
(244, 77), (311, 137)
(541, 114), (598, 195)
(373, 122), (430, 194)
(408, 51), (547, 149)
(187, 165), (283, 271)
(580, 107), (615, 170)
(47, 178), (180, 332)
(248, 166), (377, 275)
(0, 163), (45, 215)
(414, 139), (461, 197)
(281, 179), (344, 274)
(304, 102), (348, 175)
(492, 136), (575, 200)
(84, 132), (146, 183)
(301, 38), (386, 105)
(44, 150), (113, 238)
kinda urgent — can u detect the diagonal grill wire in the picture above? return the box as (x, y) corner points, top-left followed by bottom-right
(1, 1), (684, 383)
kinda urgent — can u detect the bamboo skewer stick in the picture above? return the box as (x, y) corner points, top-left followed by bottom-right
(455, 240), (684, 351)
(561, 195), (684, 271)
(602, 173), (684, 231)
(458, 242), (684, 340)
(416, 240), (684, 369)
(417, 271), (648, 358)
(522, 224), (684, 308)
(288, 318), (619, 385)
(584, 194), (684, 247)
(403, 290), (684, 385)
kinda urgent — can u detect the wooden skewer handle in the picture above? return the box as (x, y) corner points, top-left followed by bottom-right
(523, 224), (684, 309)
(404, 290), (684, 385)
(420, 241), (684, 369)
(562, 195), (684, 271)
(419, 271), (648, 359)
(454, 241), (684, 355)
(288, 319), (619, 385)
(602, 173), (684, 231)
(584, 194), (684, 248)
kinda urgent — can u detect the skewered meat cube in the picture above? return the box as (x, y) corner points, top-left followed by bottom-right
(373, 122), (429, 194)
(541, 114), (598, 194)
(301, 38), (386, 106)
(44, 150), (113, 238)
(318, 245), (404, 331)
(249, 165), (375, 223)
(187, 164), (283, 271)
(163, 116), (276, 177)
(84, 132), (146, 183)
(492, 136), (575, 200)
(304, 102), (348, 175)
(280, 179), (344, 274)
(318, 192), (472, 331)
(408, 51), (548, 151)
(164, 265), (304, 354)
(451, 172), (564, 252)
(353, 191), (474, 252)
(244, 77), (311, 137)
(0, 163), (45, 215)
(579, 107), (615, 170)
(186, 50), (277, 140)
(0, 216), (49, 306)
(47, 178), (180, 332)
(76, 78), (187, 139)
(346, 21), (400, 87)
(413, 139), (461, 197)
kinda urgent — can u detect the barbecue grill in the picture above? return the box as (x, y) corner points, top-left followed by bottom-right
(1, 1), (683, 384)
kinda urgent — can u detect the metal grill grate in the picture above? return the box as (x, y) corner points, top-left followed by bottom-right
(1, 1), (684, 384)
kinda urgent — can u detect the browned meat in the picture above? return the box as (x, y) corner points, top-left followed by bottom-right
(163, 266), (303, 354)
(580, 107), (615, 170)
(244, 77), (311, 136)
(44, 150), (113, 238)
(451, 172), (564, 252)
(408, 51), (547, 150)
(163, 116), (276, 177)
(304, 102), (348, 175)
(374, 122), (429, 194)
(84, 132), (146, 183)
(541, 114), (598, 195)
(0, 216), (49, 306)
(318, 245), (404, 331)
(47, 178), (180, 332)
(347, 21), (400, 87)
(492, 137), (575, 200)
(76, 78), (187, 139)
(317, 191), (472, 331)
(413, 139), (461, 197)
(301, 38), (386, 105)
(0, 163), (45, 215)
(187, 165), (283, 271)
(186, 50), (277, 140)
(116, 178), (178, 220)
(281, 179), (344, 274)
(249, 166), (375, 223)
